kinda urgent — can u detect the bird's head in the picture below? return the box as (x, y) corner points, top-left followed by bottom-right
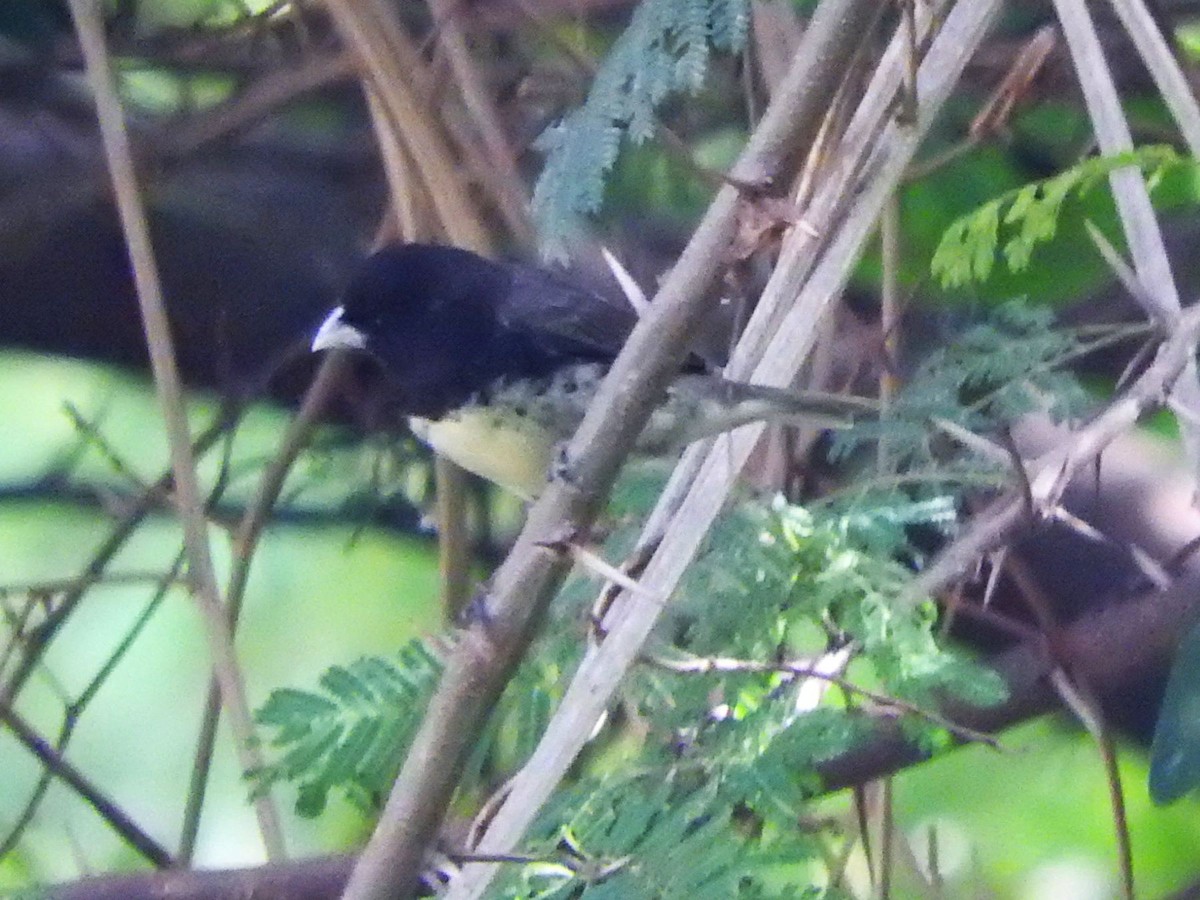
(312, 243), (511, 417)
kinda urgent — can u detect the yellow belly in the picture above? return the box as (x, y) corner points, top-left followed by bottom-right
(409, 411), (555, 500)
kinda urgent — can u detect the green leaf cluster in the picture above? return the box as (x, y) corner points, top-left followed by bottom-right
(502, 777), (824, 899)
(492, 497), (1006, 896)
(670, 496), (1005, 710)
(253, 635), (577, 818)
(253, 489), (1007, 888)
(532, 0), (749, 257)
(832, 301), (1102, 488)
(251, 642), (442, 816)
(930, 145), (1184, 287)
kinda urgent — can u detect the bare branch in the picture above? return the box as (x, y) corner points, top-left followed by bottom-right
(179, 353), (352, 863)
(0, 704), (173, 868)
(913, 302), (1200, 602)
(1053, 0), (1200, 498)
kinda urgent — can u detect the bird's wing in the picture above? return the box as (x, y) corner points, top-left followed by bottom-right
(497, 260), (638, 362)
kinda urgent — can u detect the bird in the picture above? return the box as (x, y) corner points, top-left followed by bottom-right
(312, 243), (873, 499)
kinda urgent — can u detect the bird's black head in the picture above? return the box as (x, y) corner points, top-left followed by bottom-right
(313, 244), (512, 417)
(338, 244), (507, 338)
(313, 243), (610, 419)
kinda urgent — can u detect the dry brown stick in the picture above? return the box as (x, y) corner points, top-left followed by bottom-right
(1051, 669), (1134, 900)
(154, 51), (358, 159)
(339, 1), (882, 896)
(427, 0), (535, 244)
(0, 45), (358, 257)
(819, 568), (1200, 792)
(48, 854), (355, 900)
(1001, 550), (1135, 899)
(1053, 0), (1200, 496)
(433, 457), (475, 623)
(66, 0), (285, 860)
(328, 0), (488, 621)
(367, 88), (425, 242)
(325, 0), (490, 253)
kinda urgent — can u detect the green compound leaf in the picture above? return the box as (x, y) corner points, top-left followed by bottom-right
(931, 145), (1184, 288)
(1150, 614), (1200, 804)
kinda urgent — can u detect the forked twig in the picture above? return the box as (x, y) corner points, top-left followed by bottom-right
(179, 353), (351, 862)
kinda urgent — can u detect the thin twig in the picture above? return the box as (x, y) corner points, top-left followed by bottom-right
(153, 51), (357, 159)
(434, 458), (475, 623)
(1050, 669), (1134, 900)
(62, 403), (154, 493)
(1053, 0), (1200, 495)
(0, 703), (173, 867)
(178, 353), (351, 862)
(0, 553), (182, 860)
(426, 0), (534, 243)
(646, 652), (1002, 747)
(1107, 0), (1200, 151)
(66, 0), (284, 859)
(325, 0), (490, 253)
(0, 413), (236, 707)
(563, 544), (662, 601)
(878, 777), (894, 899)
(0, 572), (179, 595)
(878, 192), (901, 474)
(912, 302), (1200, 602)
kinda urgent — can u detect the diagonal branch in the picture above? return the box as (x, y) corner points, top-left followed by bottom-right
(178, 353), (352, 863)
(913, 302), (1200, 601)
(1053, 0), (1200, 497)
(0, 704), (173, 869)
(448, 3), (1004, 896)
(339, 1), (885, 896)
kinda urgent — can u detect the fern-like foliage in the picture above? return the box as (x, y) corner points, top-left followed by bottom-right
(488, 495), (1007, 896)
(252, 294), (1111, 888)
(667, 495), (1006, 712)
(831, 300), (1104, 488)
(930, 144), (1182, 287)
(532, 0), (749, 258)
(253, 636), (574, 817)
(502, 775), (821, 899)
(251, 641), (442, 816)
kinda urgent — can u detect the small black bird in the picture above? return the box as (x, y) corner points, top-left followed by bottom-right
(312, 243), (872, 498)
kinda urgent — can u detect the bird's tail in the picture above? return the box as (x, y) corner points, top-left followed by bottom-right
(664, 375), (876, 447)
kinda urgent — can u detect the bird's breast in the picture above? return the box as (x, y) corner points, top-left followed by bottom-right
(406, 364), (778, 498)
(409, 363), (606, 499)
(409, 410), (556, 501)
